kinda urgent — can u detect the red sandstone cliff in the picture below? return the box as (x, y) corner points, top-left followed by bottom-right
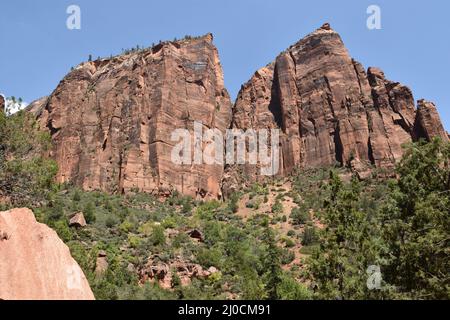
(29, 26), (448, 197)
(231, 23), (448, 182)
(33, 34), (232, 199)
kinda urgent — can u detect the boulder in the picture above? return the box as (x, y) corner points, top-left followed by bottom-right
(69, 212), (87, 228)
(95, 250), (108, 275)
(187, 229), (204, 242)
(0, 208), (94, 300)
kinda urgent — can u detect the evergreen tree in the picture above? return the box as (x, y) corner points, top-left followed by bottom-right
(380, 138), (450, 299)
(262, 223), (282, 299)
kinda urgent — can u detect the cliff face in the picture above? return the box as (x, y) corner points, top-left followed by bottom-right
(36, 34), (232, 199)
(232, 24), (448, 179)
(414, 99), (449, 142)
(0, 208), (94, 300)
(31, 26), (448, 198)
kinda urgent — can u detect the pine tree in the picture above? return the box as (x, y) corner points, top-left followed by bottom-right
(380, 138), (450, 299)
(262, 224), (282, 299)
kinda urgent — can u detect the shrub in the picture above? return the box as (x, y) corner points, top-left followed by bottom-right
(280, 249), (295, 265)
(84, 202), (96, 224)
(151, 225), (166, 246)
(290, 207), (310, 225)
(271, 199), (283, 214)
(119, 219), (135, 233)
(228, 193), (240, 213)
(52, 220), (72, 242)
(196, 247), (222, 268)
(72, 190), (81, 202)
(301, 226), (318, 246)
(128, 235), (142, 248)
(277, 274), (312, 300)
(105, 216), (118, 228)
(283, 237), (295, 248)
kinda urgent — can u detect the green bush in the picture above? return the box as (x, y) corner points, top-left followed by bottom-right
(228, 193), (240, 213)
(301, 226), (318, 246)
(150, 225), (166, 246)
(271, 199), (283, 214)
(280, 249), (295, 264)
(277, 274), (312, 300)
(83, 202), (96, 224)
(290, 206), (310, 225)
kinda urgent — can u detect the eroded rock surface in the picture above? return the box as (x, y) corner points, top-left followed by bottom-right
(140, 254), (220, 289)
(0, 208), (94, 300)
(30, 26), (448, 198)
(414, 100), (449, 142)
(231, 23), (448, 182)
(36, 34), (232, 199)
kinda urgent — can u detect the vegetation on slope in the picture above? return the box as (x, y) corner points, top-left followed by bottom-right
(0, 110), (448, 300)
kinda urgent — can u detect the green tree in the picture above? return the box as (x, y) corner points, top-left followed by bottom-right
(262, 224), (282, 299)
(308, 173), (383, 299)
(84, 202), (96, 224)
(380, 138), (450, 299)
(290, 205), (310, 225)
(0, 110), (57, 207)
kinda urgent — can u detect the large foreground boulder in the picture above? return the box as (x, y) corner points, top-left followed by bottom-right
(0, 208), (95, 300)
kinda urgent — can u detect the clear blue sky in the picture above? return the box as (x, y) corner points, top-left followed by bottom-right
(1, 0), (449, 130)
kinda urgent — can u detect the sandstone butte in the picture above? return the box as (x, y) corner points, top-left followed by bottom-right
(229, 23), (449, 184)
(30, 34), (232, 200)
(27, 24), (448, 198)
(0, 208), (95, 300)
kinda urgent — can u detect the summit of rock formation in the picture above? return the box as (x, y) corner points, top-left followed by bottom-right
(230, 24), (448, 183)
(34, 34), (232, 199)
(0, 208), (94, 300)
(414, 99), (449, 141)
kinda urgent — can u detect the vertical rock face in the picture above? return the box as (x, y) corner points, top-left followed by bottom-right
(0, 208), (95, 300)
(37, 35), (232, 199)
(232, 24), (448, 178)
(414, 100), (449, 142)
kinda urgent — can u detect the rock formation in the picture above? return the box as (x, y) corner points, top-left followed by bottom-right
(34, 34), (232, 199)
(231, 23), (448, 181)
(414, 100), (449, 141)
(95, 250), (108, 275)
(69, 212), (87, 228)
(140, 254), (220, 289)
(0, 208), (94, 300)
(29, 26), (448, 197)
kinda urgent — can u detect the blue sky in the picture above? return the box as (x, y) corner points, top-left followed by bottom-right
(1, 0), (449, 129)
